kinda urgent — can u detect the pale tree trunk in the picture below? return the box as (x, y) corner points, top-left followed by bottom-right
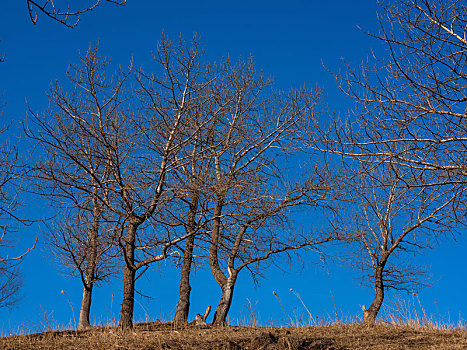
(212, 276), (237, 326)
(77, 190), (101, 330)
(363, 264), (385, 326)
(119, 223), (137, 329)
(78, 285), (93, 329)
(173, 195), (198, 324)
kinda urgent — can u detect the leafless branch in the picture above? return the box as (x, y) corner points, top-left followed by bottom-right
(26, 0), (126, 28)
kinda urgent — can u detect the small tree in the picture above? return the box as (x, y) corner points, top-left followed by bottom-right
(44, 208), (118, 329)
(343, 159), (460, 326)
(318, 0), (467, 324)
(26, 44), (127, 329)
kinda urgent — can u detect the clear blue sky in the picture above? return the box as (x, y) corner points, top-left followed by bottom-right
(0, 0), (465, 333)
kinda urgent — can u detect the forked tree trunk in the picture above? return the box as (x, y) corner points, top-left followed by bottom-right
(173, 233), (195, 324)
(363, 265), (385, 326)
(78, 285), (93, 329)
(212, 276), (236, 326)
(119, 224), (137, 329)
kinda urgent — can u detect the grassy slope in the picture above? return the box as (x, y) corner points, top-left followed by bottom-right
(1, 323), (467, 349)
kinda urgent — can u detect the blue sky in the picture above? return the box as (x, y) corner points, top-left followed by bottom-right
(0, 0), (466, 333)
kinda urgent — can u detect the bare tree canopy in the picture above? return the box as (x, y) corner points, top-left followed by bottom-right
(179, 56), (341, 326)
(26, 44), (129, 328)
(137, 42), (342, 326)
(332, 0), (467, 183)
(319, 0), (467, 325)
(27, 0), (126, 27)
(340, 157), (461, 325)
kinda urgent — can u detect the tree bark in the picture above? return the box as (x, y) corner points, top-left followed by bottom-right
(363, 264), (385, 326)
(212, 276), (236, 326)
(173, 195), (199, 324)
(209, 195), (234, 327)
(78, 285), (93, 330)
(173, 233), (195, 324)
(209, 196), (227, 287)
(119, 223), (137, 329)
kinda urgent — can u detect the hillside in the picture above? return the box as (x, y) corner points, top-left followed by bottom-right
(2, 323), (466, 349)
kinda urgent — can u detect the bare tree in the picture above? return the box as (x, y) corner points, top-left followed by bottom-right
(26, 0), (126, 28)
(0, 0), (127, 313)
(184, 57), (339, 326)
(44, 208), (118, 329)
(163, 55), (340, 326)
(341, 158), (460, 326)
(110, 34), (224, 329)
(27, 35), (218, 330)
(318, 0), (467, 325)
(25, 34), (338, 329)
(25, 44), (128, 329)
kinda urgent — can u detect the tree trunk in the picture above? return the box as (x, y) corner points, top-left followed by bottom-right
(119, 224), (137, 329)
(173, 233), (195, 324)
(363, 265), (385, 326)
(77, 190), (101, 330)
(78, 285), (93, 330)
(212, 276), (236, 326)
(173, 194), (199, 325)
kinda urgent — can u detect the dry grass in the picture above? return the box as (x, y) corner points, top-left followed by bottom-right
(1, 322), (466, 349)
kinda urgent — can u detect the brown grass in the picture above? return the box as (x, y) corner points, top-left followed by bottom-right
(1, 322), (466, 350)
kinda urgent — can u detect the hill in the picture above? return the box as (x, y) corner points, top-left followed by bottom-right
(1, 322), (466, 349)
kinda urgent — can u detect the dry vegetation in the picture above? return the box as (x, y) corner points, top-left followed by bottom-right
(1, 322), (466, 350)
